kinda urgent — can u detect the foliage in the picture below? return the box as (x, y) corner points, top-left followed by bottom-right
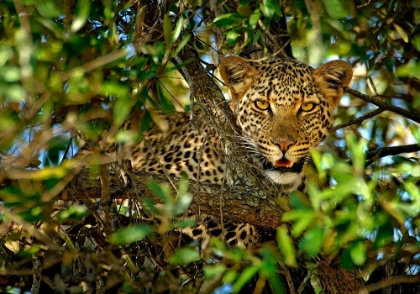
(0, 0), (419, 293)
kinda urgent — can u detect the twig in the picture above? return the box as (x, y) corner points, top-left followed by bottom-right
(100, 164), (113, 236)
(0, 206), (59, 250)
(346, 88), (420, 124)
(31, 256), (42, 294)
(280, 262), (296, 294)
(60, 49), (128, 81)
(330, 108), (385, 132)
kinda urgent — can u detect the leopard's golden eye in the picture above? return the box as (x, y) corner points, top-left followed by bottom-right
(300, 102), (316, 112)
(255, 100), (270, 110)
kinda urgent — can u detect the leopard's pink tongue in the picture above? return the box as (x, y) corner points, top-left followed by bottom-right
(275, 158), (292, 168)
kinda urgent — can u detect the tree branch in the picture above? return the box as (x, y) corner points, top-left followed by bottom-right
(62, 168), (283, 231)
(346, 88), (420, 124)
(330, 108), (385, 132)
(359, 275), (420, 294)
(366, 144), (420, 164)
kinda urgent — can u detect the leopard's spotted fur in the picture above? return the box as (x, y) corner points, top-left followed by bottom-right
(79, 56), (352, 247)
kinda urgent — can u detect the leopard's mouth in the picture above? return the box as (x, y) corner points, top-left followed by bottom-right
(260, 157), (304, 173)
(275, 158), (293, 168)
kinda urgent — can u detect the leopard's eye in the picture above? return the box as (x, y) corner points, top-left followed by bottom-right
(255, 100), (270, 110)
(300, 102), (316, 112)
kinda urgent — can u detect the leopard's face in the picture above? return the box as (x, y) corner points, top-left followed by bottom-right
(220, 57), (353, 189)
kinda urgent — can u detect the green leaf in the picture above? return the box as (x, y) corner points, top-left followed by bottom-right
(173, 34), (190, 57)
(345, 133), (367, 176)
(261, 0), (282, 18)
(249, 9), (262, 29)
(227, 30), (240, 47)
(0, 83), (25, 102)
(156, 82), (175, 112)
(222, 269), (237, 284)
(163, 14), (173, 48)
(0, 67), (20, 82)
(340, 246), (354, 269)
(299, 227), (324, 256)
(172, 16), (184, 44)
(213, 13), (243, 27)
(233, 264), (260, 292)
(204, 264), (227, 279)
(168, 247), (200, 265)
(174, 191), (193, 215)
(71, 0), (91, 32)
(113, 95), (132, 127)
(253, 29), (262, 45)
(396, 61), (420, 78)
(0, 46), (12, 67)
(394, 24), (409, 43)
(322, 0), (351, 19)
(147, 182), (172, 204)
(35, 1), (61, 18)
(277, 226), (297, 267)
(384, 57), (394, 73)
(57, 205), (89, 222)
(110, 224), (152, 245)
(349, 241), (367, 266)
(283, 210), (316, 236)
(237, 5), (252, 18)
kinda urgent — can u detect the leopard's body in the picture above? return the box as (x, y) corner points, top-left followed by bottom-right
(80, 56), (352, 247)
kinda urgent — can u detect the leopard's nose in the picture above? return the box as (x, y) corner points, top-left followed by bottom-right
(272, 138), (295, 151)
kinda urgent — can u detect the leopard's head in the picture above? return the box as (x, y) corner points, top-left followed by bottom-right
(220, 56), (353, 190)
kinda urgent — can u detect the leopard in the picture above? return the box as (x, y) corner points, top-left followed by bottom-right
(76, 55), (353, 248)
(83, 56), (352, 234)
(116, 56), (352, 188)
(43, 56), (353, 293)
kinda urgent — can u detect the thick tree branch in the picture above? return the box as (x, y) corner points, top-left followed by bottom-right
(62, 168), (282, 231)
(346, 88), (420, 124)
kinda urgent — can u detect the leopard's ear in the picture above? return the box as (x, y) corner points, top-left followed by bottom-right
(313, 60), (353, 103)
(219, 56), (257, 101)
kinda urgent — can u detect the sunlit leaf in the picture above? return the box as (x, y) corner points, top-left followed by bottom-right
(261, 0), (282, 18)
(57, 205), (89, 222)
(0, 67), (20, 82)
(394, 24), (409, 43)
(213, 13), (243, 27)
(110, 224), (152, 245)
(204, 264), (226, 279)
(322, 0), (352, 19)
(172, 16), (184, 44)
(299, 227), (324, 256)
(277, 226), (297, 267)
(71, 0), (91, 32)
(168, 247), (200, 265)
(233, 264), (260, 292)
(227, 30), (240, 46)
(249, 9), (261, 29)
(349, 241), (367, 266)
(113, 95), (132, 127)
(35, 1), (61, 18)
